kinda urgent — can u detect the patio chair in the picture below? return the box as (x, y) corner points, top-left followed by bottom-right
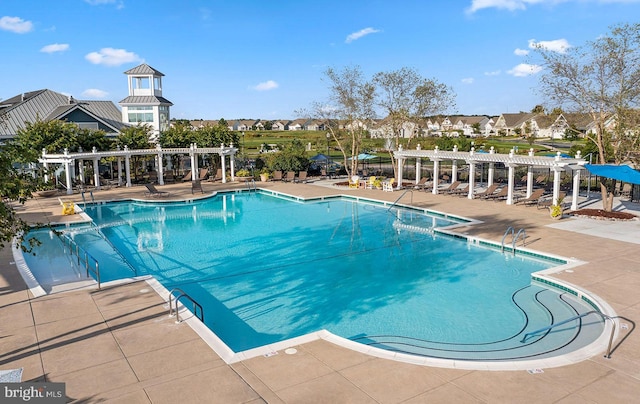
(272, 170), (283, 181)
(537, 191), (566, 210)
(164, 171), (175, 183)
(284, 171), (296, 182)
(198, 168), (209, 181)
(383, 178), (395, 192)
(192, 180), (204, 194)
(365, 176), (377, 189)
(515, 188), (546, 206)
(440, 181), (461, 194)
(181, 170), (192, 182)
(295, 171), (308, 183)
(414, 177), (430, 191)
(451, 184), (470, 196)
(144, 183), (170, 198)
(483, 186), (508, 200)
(209, 168), (223, 182)
(474, 184), (499, 199)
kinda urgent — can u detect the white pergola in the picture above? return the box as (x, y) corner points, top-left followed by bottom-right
(394, 145), (587, 210)
(39, 143), (238, 195)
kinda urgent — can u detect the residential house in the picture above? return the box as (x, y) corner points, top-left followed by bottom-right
(271, 120), (289, 131)
(286, 118), (306, 131)
(0, 89), (127, 141)
(492, 112), (537, 136)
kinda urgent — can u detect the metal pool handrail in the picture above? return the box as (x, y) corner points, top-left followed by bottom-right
(386, 189), (413, 211)
(168, 288), (204, 323)
(60, 233), (101, 289)
(520, 310), (637, 359)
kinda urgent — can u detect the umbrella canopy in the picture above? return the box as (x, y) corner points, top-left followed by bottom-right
(310, 153), (330, 161)
(348, 153), (377, 160)
(585, 164), (640, 185)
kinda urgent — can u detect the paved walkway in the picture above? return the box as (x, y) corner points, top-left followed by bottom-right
(1, 180), (639, 403)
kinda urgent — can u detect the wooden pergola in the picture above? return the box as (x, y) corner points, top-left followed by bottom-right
(39, 143), (238, 195)
(394, 145), (587, 210)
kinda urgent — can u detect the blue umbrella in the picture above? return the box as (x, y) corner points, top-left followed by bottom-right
(310, 153), (330, 161)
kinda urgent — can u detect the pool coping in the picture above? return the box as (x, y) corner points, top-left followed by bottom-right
(13, 188), (619, 371)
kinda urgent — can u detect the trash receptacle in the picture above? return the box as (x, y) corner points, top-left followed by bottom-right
(61, 201), (75, 215)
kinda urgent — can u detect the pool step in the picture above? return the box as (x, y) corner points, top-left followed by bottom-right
(351, 285), (605, 362)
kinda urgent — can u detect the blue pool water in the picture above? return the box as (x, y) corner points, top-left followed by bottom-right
(23, 192), (604, 360)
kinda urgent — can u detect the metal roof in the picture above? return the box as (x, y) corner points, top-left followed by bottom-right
(118, 95), (173, 106)
(123, 63), (164, 76)
(0, 89), (126, 138)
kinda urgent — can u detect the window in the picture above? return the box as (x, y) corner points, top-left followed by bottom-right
(76, 122), (99, 130)
(128, 112), (154, 123)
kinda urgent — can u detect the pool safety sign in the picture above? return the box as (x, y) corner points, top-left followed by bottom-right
(1, 383), (65, 403)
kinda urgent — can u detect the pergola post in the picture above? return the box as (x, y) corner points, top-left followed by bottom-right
(220, 143), (227, 183)
(467, 151), (476, 199)
(190, 143), (198, 182)
(415, 144), (422, 183)
(229, 144), (236, 181)
(552, 165), (563, 206)
(156, 145), (165, 185)
(93, 158), (100, 190)
(124, 146), (132, 187)
(431, 159), (440, 194)
(571, 167), (581, 210)
(63, 148), (73, 195)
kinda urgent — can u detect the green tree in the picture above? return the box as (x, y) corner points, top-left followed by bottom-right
(373, 67), (456, 175)
(264, 139), (309, 172)
(115, 125), (154, 181)
(535, 22), (640, 211)
(11, 119), (79, 163)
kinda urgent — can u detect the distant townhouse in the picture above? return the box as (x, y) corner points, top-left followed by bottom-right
(271, 120), (288, 131)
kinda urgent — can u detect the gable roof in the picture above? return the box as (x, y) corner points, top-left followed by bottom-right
(0, 89), (126, 137)
(123, 63), (164, 76)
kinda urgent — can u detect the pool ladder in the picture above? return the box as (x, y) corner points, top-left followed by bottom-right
(501, 226), (526, 255)
(245, 179), (256, 191)
(81, 190), (94, 208)
(386, 189), (413, 211)
(168, 288), (204, 323)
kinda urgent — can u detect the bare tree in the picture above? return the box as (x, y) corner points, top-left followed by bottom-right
(313, 66), (376, 177)
(373, 67), (456, 175)
(535, 22), (640, 211)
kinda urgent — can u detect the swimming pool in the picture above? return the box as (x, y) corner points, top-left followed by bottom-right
(21, 191), (609, 365)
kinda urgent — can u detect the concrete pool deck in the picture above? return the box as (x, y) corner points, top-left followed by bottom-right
(1, 179), (639, 403)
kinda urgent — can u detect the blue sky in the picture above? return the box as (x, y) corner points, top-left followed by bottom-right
(2, 0), (639, 120)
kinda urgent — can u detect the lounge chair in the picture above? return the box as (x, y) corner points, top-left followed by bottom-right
(209, 168), (223, 182)
(414, 177), (430, 191)
(144, 183), (170, 198)
(440, 181), (461, 194)
(474, 184), (499, 199)
(483, 186), (508, 200)
(192, 180), (204, 194)
(198, 168), (209, 181)
(515, 188), (546, 206)
(272, 170), (283, 181)
(164, 172), (175, 183)
(537, 191), (566, 210)
(181, 170), (192, 182)
(284, 171), (296, 182)
(451, 184), (470, 196)
(295, 171), (308, 183)
(382, 178), (395, 192)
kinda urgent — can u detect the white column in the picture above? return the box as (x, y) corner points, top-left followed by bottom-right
(93, 158), (100, 190)
(43, 160), (49, 183)
(78, 159), (85, 185)
(64, 162), (73, 195)
(397, 157), (404, 189)
(220, 147), (227, 184)
(432, 159), (440, 194)
(190, 144), (197, 182)
(571, 167), (581, 210)
(415, 157), (421, 184)
(124, 146), (132, 187)
(488, 147), (495, 186)
(157, 149), (165, 185)
(117, 157), (123, 186)
(467, 160), (476, 199)
(451, 160), (458, 183)
(506, 164), (516, 205)
(552, 166), (562, 205)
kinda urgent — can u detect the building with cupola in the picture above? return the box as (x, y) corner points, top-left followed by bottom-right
(118, 63), (173, 142)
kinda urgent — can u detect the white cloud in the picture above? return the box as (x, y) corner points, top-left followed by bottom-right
(85, 48), (142, 66)
(484, 70), (501, 76)
(345, 27), (381, 43)
(466, 0), (640, 14)
(461, 77), (474, 84)
(82, 88), (108, 98)
(252, 80), (279, 91)
(514, 48), (529, 56)
(40, 43), (69, 53)
(528, 38), (571, 53)
(0, 16), (34, 33)
(507, 63), (543, 77)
